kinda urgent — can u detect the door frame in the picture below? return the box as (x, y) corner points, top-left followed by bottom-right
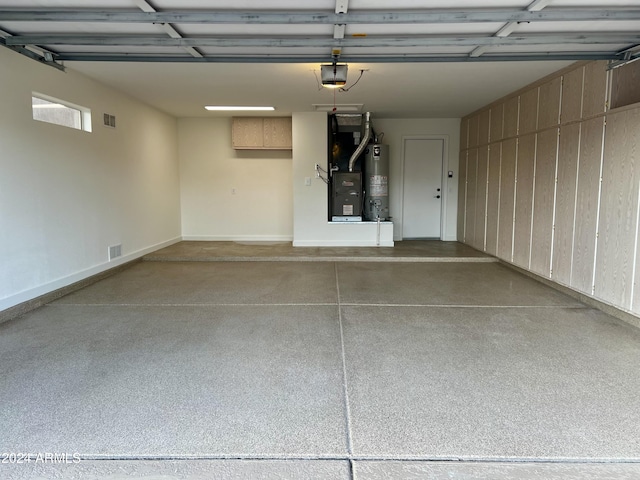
(400, 135), (449, 240)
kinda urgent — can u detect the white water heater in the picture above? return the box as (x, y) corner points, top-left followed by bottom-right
(364, 144), (390, 221)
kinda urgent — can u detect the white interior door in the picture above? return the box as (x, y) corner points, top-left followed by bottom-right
(402, 138), (444, 239)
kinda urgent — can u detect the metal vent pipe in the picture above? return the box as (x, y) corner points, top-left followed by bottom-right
(348, 111), (371, 172)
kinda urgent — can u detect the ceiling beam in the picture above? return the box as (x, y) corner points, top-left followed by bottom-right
(470, 0), (551, 57)
(132, 0), (155, 13)
(495, 23), (520, 38)
(51, 52), (619, 63)
(9, 34), (639, 48)
(1, 9), (639, 24)
(133, 0), (202, 58)
(527, 0), (553, 12)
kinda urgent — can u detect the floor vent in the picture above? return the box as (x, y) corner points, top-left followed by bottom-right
(103, 113), (116, 128)
(109, 244), (122, 260)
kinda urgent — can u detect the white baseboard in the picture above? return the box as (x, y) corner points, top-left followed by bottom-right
(182, 235), (293, 242)
(0, 236), (182, 312)
(394, 236), (459, 242)
(293, 240), (395, 247)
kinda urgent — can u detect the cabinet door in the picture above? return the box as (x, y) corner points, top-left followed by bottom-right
(232, 117), (264, 148)
(264, 117), (292, 149)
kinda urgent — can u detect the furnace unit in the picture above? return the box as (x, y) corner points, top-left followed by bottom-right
(332, 172), (362, 221)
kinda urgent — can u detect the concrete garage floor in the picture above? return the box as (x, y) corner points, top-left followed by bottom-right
(2, 241), (640, 479)
(143, 239), (492, 262)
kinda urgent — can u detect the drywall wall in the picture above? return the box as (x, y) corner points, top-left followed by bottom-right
(373, 118), (461, 241)
(459, 59), (640, 317)
(178, 118), (293, 241)
(0, 47), (181, 311)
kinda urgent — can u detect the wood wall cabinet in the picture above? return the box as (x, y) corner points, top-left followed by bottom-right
(232, 117), (292, 149)
(611, 60), (640, 110)
(458, 59), (640, 318)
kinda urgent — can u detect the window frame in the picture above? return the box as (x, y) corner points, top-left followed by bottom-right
(31, 92), (92, 133)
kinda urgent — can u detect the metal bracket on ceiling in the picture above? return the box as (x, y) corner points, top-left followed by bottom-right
(0, 29), (64, 71)
(608, 45), (640, 70)
(335, 0), (348, 14)
(331, 0), (348, 61)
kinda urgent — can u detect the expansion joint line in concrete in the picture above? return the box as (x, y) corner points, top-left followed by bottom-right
(335, 262), (354, 459)
(73, 455), (640, 463)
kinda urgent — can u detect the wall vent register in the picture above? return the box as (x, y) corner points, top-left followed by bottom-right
(108, 244), (122, 260)
(103, 113), (116, 128)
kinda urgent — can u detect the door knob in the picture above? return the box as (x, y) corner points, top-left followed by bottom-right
(435, 195), (441, 199)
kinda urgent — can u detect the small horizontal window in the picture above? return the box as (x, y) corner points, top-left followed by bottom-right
(32, 93), (92, 132)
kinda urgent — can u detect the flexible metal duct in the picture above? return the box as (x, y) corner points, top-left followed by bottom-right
(348, 112), (371, 172)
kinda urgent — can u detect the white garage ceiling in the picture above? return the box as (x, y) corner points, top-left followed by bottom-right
(1, 0), (639, 117)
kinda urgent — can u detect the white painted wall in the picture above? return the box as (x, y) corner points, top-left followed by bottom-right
(179, 114), (459, 247)
(0, 48), (463, 311)
(178, 118), (293, 241)
(370, 118), (461, 241)
(0, 48), (181, 311)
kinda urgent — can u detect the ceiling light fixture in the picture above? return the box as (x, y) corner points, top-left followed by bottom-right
(320, 63), (348, 89)
(204, 106), (275, 111)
